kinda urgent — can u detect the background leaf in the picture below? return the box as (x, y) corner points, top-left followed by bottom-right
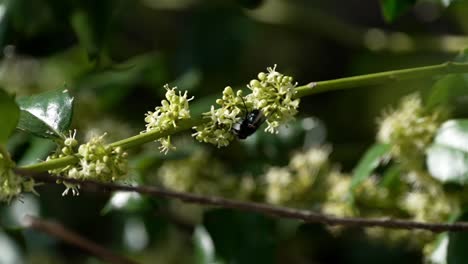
(447, 211), (468, 264)
(203, 209), (277, 264)
(16, 89), (74, 139)
(380, 0), (417, 22)
(426, 119), (468, 184)
(0, 89), (20, 144)
(193, 226), (221, 264)
(350, 143), (391, 191)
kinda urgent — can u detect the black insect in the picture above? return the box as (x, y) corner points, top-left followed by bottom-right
(232, 98), (266, 139)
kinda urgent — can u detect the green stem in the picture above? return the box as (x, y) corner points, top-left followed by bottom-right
(295, 62), (468, 97)
(18, 61), (468, 173)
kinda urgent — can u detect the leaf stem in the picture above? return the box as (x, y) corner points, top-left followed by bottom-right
(18, 61), (468, 172)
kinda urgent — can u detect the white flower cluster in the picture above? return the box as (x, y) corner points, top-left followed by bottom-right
(47, 132), (128, 195)
(192, 86), (243, 147)
(143, 84), (194, 154)
(193, 65), (300, 147)
(264, 147), (330, 206)
(0, 152), (36, 203)
(246, 65), (300, 134)
(377, 93), (446, 167)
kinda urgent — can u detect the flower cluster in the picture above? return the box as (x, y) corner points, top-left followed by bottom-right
(377, 93), (447, 168)
(0, 152), (36, 203)
(47, 132), (128, 195)
(246, 65), (300, 133)
(143, 85), (194, 154)
(192, 86), (243, 147)
(264, 147), (332, 206)
(156, 149), (255, 199)
(194, 65), (300, 147)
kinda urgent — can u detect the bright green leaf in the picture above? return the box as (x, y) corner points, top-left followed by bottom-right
(427, 120), (468, 184)
(0, 89), (20, 144)
(380, 0), (416, 22)
(351, 143), (391, 191)
(16, 89), (74, 139)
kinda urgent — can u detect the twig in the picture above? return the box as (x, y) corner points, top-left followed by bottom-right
(24, 215), (137, 264)
(21, 172), (468, 233)
(18, 61), (468, 173)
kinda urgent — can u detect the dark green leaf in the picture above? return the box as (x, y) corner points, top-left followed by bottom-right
(193, 226), (220, 264)
(380, 0), (416, 22)
(351, 143), (391, 191)
(203, 209), (277, 264)
(447, 211), (468, 264)
(235, 0), (264, 9)
(1, 227), (26, 251)
(0, 89), (20, 144)
(427, 119), (468, 184)
(16, 89), (74, 139)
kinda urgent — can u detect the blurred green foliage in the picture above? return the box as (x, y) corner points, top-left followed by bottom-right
(2, 0), (468, 263)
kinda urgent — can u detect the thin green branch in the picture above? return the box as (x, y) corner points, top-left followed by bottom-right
(18, 61), (468, 173)
(294, 62), (468, 97)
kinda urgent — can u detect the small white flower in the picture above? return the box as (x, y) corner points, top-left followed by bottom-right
(143, 85), (193, 154)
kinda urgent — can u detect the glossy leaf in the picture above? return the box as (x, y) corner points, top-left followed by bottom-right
(203, 209), (276, 264)
(16, 89), (74, 139)
(380, 0), (416, 22)
(194, 226), (220, 264)
(0, 89), (20, 144)
(101, 192), (146, 215)
(427, 120), (468, 184)
(351, 143), (391, 190)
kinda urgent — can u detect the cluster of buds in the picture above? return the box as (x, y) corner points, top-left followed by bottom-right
(143, 84), (193, 154)
(193, 65), (300, 147)
(192, 86), (243, 147)
(47, 132), (128, 195)
(246, 65), (300, 134)
(0, 151), (36, 202)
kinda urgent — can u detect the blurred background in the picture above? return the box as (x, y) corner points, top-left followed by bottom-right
(1, 0), (468, 263)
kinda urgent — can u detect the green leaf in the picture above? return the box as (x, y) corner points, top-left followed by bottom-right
(16, 89), (74, 139)
(203, 209), (276, 264)
(350, 143), (391, 191)
(447, 211), (468, 264)
(427, 119), (468, 184)
(0, 89), (20, 144)
(17, 137), (56, 166)
(380, 0), (416, 22)
(101, 192), (145, 215)
(194, 226), (220, 264)
(427, 49), (468, 108)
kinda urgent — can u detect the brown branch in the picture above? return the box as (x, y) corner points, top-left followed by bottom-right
(21, 172), (468, 233)
(24, 215), (138, 264)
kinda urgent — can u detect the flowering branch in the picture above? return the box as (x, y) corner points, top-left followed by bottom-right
(20, 172), (468, 232)
(24, 215), (137, 264)
(18, 61), (468, 173)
